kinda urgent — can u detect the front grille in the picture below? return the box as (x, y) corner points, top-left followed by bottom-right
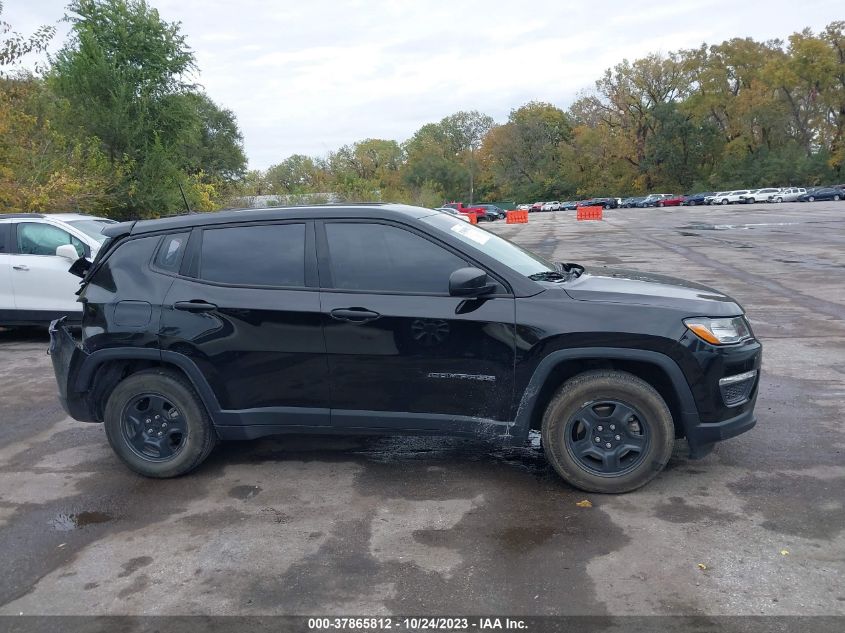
(719, 370), (757, 407)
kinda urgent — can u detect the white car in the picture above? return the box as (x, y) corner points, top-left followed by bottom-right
(740, 188), (781, 204)
(517, 204), (531, 211)
(705, 192), (730, 205)
(541, 201), (561, 211)
(768, 187), (806, 202)
(710, 190), (750, 205)
(434, 207), (471, 222)
(0, 213), (116, 326)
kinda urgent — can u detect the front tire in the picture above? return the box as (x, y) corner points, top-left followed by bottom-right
(541, 370), (674, 493)
(104, 369), (216, 478)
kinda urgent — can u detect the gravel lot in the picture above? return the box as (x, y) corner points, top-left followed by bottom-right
(0, 202), (843, 617)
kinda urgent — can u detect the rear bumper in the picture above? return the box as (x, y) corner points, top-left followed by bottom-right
(48, 318), (97, 422)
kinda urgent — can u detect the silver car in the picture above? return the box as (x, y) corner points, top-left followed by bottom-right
(767, 187), (807, 203)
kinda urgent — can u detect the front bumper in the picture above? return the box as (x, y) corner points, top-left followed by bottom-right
(48, 318), (96, 422)
(685, 408), (756, 458)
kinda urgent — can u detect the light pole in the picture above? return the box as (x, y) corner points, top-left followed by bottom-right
(468, 147), (474, 206)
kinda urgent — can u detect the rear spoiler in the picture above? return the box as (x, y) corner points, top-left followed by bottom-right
(102, 220), (135, 239)
(69, 221), (136, 282)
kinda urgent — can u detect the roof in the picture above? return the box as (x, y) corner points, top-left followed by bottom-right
(126, 203), (435, 235)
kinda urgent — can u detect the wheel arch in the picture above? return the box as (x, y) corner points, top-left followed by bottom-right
(75, 349), (222, 423)
(512, 348), (700, 443)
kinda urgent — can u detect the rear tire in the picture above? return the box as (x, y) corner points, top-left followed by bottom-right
(104, 369), (216, 478)
(541, 370), (674, 493)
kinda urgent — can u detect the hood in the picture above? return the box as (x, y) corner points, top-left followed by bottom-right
(560, 267), (743, 317)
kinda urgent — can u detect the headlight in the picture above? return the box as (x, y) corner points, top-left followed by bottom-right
(684, 316), (752, 345)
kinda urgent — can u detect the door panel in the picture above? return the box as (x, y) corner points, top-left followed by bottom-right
(10, 222), (85, 313)
(318, 220), (516, 432)
(158, 221), (329, 427)
(161, 280), (329, 416)
(321, 292), (516, 427)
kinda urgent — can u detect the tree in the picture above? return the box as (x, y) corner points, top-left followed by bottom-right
(0, 1), (56, 73)
(479, 102), (572, 200)
(49, 0), (240, 217)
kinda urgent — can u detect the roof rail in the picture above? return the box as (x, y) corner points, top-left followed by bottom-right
(0, 213), (45, 220)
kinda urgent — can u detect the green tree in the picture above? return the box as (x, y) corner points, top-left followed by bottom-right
(49, 0), (242, 217)
(0, 1), (56, 73)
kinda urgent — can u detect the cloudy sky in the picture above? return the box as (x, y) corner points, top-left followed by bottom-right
(5, 0), (843, 169)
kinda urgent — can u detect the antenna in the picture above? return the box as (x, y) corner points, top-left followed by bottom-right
(178, 182), (192, 214)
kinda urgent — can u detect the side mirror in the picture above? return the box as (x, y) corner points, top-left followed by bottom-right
(56, 244), (80, 261)
(449, 267), (496, 297)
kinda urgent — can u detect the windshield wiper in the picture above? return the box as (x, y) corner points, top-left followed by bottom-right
(528, 271), (569, 282)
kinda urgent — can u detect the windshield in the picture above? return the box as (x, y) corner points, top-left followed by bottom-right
(421, 212), (556, 277)
(67, 219), (115, 244)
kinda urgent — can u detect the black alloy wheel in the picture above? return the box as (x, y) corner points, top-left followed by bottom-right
(121, 393), (187, 461)
(564, 400), (650, 476)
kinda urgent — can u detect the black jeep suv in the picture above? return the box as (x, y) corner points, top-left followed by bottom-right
(49, 204), (761, 493)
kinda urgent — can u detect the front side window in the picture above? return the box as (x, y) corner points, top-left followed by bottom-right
(324, 223), (466, 294)
(199, 223), (305, 287)
(16, 222), (85, 257)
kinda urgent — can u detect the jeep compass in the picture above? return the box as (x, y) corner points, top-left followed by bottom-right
(49, 204), (761, 493)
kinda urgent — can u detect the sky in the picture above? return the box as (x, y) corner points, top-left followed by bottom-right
(4, 0), (844, 170)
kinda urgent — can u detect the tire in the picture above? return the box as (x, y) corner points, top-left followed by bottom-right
(746, 198), (755, 204)
(721, 199), (729, 205)
(776, 197), (783, 203)
(657, 202), (663, 207)
(808, 196), (815, 202)
(104, 368), (216, 478)
(834, 194), (841, 201)
(688, 200), (696, 206)
(541, 370), (674, 493)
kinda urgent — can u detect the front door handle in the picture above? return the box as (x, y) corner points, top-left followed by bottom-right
(330, 308), (380, 323)
(12, 264), (29, 271)
(174, 300), (218, 313)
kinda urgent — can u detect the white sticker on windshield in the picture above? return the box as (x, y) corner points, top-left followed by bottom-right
(450, 223), (491, 245)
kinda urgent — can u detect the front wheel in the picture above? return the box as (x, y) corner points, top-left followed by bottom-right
(775, 197), (783, 203)
(104, 369), (216, 478)
(541, 370), (674, 493)
(808, 196), (815, 202)
(721, 199), (729, 205)
(834, 194), (841, 201)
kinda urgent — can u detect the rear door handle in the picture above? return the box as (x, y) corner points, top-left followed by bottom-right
(330, 308), (380, 323)
(12, 264), (29, 271)
(174, 300), (218, 313)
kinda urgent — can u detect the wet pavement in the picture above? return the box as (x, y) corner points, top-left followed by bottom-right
(0, 202), (843, 616)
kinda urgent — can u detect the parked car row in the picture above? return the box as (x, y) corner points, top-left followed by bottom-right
(527, 185), (845, 212)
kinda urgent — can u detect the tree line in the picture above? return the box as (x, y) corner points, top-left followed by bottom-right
(2, 1), (843, 218)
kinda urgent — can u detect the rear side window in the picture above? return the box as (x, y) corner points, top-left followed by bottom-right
(0, 223), (9, 253)
(200, 223), (306, 287)
(16, 222), (85, 257)
(153, 232), (189, 272)
(324, 222), (466, 294)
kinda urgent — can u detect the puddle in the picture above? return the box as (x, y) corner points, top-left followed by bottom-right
(49, 511), (112, 531)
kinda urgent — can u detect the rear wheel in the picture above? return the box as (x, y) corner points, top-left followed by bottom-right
(775, 197), (783, 203)
(104, 369), (216, 478)
(541, 370), (674, 493)
(688, 200), (696, 206)
(834, 194), (841, 201)
(721, 199), (729, 205)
